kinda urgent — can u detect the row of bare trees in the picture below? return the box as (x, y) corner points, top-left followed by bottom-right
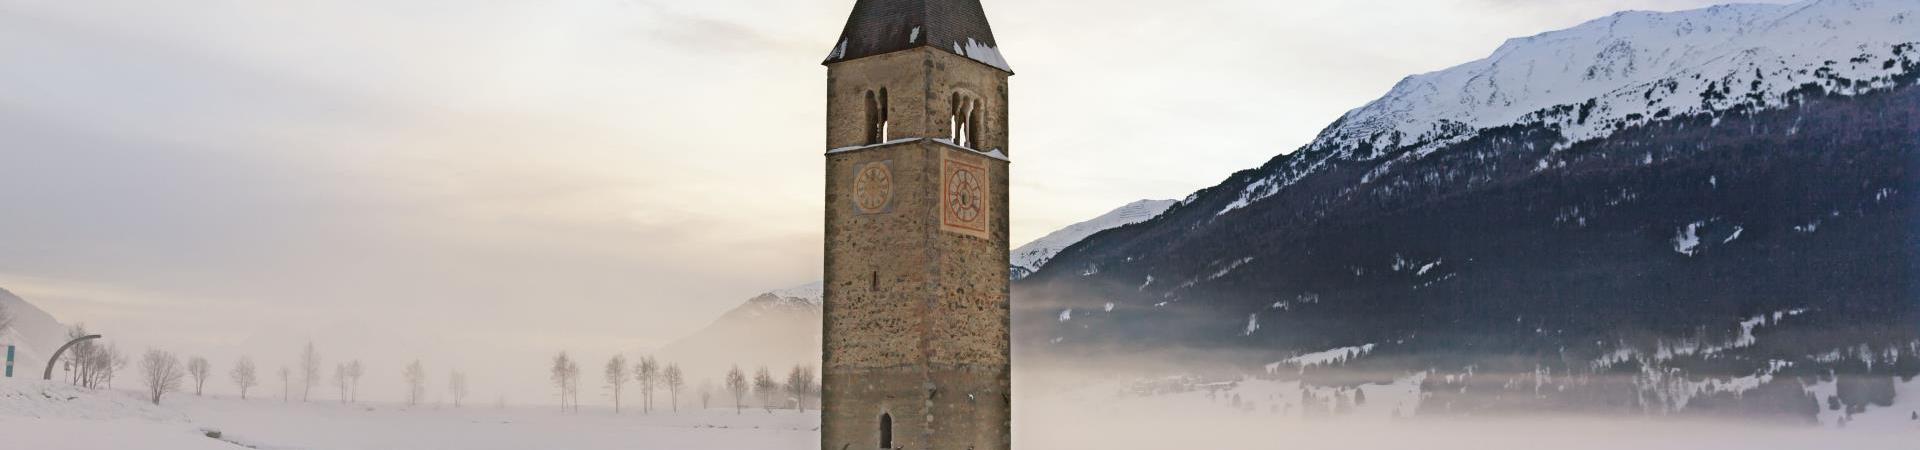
(268, 343), (463, 408)
(731, 364), (817, 414)
(601, 355), (688, 414)
(45, 325), (193, 405)
(50, 334), (464, 409)
(241, 341), (371, 404)
(331, 360), (366, 403)
(549, 351), (816, 415)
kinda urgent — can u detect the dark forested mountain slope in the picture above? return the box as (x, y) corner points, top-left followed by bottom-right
(1015, 0), (1920, 419)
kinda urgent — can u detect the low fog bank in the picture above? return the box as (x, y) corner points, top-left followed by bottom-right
(1011, 358), (1920, 450)
(1016, 401), (1914, 450)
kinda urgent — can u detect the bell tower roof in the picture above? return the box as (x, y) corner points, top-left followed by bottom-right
(824, 0), (1011, 73)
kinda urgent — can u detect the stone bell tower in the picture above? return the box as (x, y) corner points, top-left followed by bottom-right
(820, 0), (1012, 449)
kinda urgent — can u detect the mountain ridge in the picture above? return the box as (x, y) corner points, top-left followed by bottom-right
(1018, 0), (1919, 420)
(1212, 0), (1919, 218)
(1011, 199), (1176, 279)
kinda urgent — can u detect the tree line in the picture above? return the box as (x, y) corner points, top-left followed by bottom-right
(17, 322), (824, 415)
(552, 351), (818, 415)
(34, 326), (461, 409)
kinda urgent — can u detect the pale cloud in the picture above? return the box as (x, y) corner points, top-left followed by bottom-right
(0, 0), (1785, 403)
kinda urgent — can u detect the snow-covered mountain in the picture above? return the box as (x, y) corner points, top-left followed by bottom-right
(1022, 0), (1919, 421)
(1222, 0), (1919, 216)
(653, 282), (823, 381)
(1329, 0), (1915, 147)
(0, 287), (68, 378)
(1011, 199), (1176, 279)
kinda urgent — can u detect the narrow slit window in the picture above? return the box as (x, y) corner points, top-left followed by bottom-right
(877, 88), (890, 142)
(864, 91), (881, 145)
(879, 413), (894, 449)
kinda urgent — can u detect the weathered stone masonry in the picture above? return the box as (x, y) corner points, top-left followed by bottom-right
(821, 1), (1013, 449)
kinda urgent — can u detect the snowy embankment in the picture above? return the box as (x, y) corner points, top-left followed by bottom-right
(0, 379), (185, 421)
(0, 380), (231, 449)
(0, 379), (819, 450)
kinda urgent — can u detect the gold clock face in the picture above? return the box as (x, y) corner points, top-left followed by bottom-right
(853, 162), (893, 214)
(940, 153), (990, 237)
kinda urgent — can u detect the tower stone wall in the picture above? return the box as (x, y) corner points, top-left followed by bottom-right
(823, 36), (1012, 450)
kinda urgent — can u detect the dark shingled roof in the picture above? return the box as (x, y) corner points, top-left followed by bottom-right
(823, 0), (1010, 72)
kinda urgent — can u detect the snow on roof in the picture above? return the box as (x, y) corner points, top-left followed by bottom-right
(824, 0), (1012, 72)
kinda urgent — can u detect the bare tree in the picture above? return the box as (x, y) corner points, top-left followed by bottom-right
(566, 358), (580, 412)
(86, 343), (127, 389)
(403, 360), (427, 407)
(229, 357), (258, 400)
(333, 364), (350, 404)
(62, 324), (98, 387)
(634, 356), (659, 414)
(278, 366), (291, 402)
(550, 352), (580, 413)
(449, 371), (469, 408)
(700, 380), (714, 410)
(186, 357), (211, 396)
(753, 366), (779, 413)
(110, 344), (130, 388)
(603, 355), (628, 414)
(139, 349), (185, 405)
(664, 363), (685, 413)
(79, 342), (104, 388)
(345, 360), (364, 403)
(298, 341), (321, 402)
(786, 365), (816, 412)
(551, 352), (571, 413)
(725, 365), (748, 414)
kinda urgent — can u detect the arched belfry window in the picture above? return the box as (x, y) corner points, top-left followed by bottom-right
(949, 92), (984, 149)
(879, 412), (894, 449)
(865, 89), (891, 145)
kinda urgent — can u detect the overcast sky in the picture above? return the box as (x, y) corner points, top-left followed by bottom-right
(0, 0), (1776, 404)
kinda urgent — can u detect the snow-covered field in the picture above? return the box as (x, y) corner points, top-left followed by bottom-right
(6, 375), (1919, 449)
(0, 380), (816, 450)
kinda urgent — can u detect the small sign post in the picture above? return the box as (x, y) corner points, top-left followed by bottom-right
(5, 345), (14, 378)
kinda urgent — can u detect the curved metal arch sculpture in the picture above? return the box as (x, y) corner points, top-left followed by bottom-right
(43, 334), (102, 380)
